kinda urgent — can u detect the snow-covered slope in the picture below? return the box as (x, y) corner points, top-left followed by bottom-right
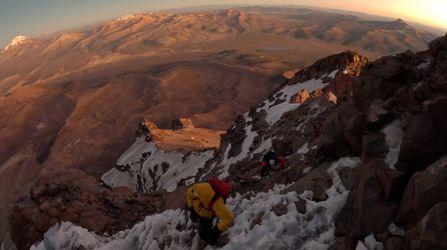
(4, 36), (29, 51)
(102, 137), (214, 193)
(32, 158), (360, 250)
(215, 75), (333, 179)
(257, 71), (333, 126)
(203, 52), (366, 182)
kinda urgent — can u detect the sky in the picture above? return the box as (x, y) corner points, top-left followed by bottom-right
(0, 0), (446, 47)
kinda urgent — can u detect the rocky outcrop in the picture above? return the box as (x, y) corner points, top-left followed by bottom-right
(335, 160), (398, 247)
(8, 169), (164, 250)
(333, 34), (447, 249)
(171, 117), (195, 130)
(404, 202), (447, 250)
(138, 118), (224, 153)
(196, 50), (368, 198)
(397, 155), (447, 228)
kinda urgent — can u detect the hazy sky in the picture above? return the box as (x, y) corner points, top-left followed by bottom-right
(1, 0), (446, 47)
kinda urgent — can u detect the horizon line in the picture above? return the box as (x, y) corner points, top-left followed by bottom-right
(2, 4), (446, 48)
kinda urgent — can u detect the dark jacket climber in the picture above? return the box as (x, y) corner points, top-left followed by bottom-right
(186, 177), (234, 245)
(259, 151), (286, 179)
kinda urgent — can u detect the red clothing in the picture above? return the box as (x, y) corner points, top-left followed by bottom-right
(259, 158), (286, 171)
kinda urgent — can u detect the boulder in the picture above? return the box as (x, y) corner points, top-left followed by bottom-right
(413, 80), (436, 102)
(385, 236), (404, 250)
(292, 89), (310, 104)
(8, 169), (161, 250)
(335, 160), (396, 249)
(317, 102), (363, 163)
(376, 166), (407, 201)
(366, 99), (389, 128)
(353, 56), (414, 112)
(397, 155), (447, 228)
(404, 202), (447, 250)
(325, 91), (337, 103)
(285, 163), (333, 202)
(426, 97), (447, 139)
(361, 132), (387, 160)
(398, 111), (446, 172)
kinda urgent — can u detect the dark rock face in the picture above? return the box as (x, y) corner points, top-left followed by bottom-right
(335, 160), (396, 248)
(8, 169), (163, 250)
(333, 34), (447, 249)
(316, 101), (364, 162)
(398, 110), (446, 172)
(404, 202), (447, 250)
(397, 155), (447, 228)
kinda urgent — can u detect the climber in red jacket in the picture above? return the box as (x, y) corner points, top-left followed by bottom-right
(259, 151), (286, 179)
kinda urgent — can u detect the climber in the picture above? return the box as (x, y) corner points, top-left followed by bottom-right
(186, 177), (234, 245)
(259, 151), (286, 179)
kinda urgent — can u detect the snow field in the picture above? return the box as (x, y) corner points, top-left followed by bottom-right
(256, 77), (329, 126)
(102, 137), (214, 192)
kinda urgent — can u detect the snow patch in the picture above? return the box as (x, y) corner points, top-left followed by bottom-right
(359, 234), (384, 250)
(302, 167), (312, 174)
(388, 222), (405, 236)
(417, 60), (431, 70)
(250, 137), (272, 157)
(297, 143), (309, 154)
(31, 210), (194, 250)
(224, 157), (361, 249)
(36, 122), (47, 130)
(5, 36), (29, 51)
(31, 222), (101, 250)
(382, 120), (404, 169)
(257, 77), (328, 126)
(102, 137), (214, 192)
(356, 241), (368, 250)
(115, 14), (138, 22)
(327, 69), (339, 79)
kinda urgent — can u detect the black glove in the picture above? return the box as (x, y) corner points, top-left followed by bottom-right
(207, 226), (222, 245)
(189, 207), (199, 223)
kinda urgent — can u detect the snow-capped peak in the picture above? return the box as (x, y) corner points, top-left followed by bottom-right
(4, 36), (29, 51)
(115, 14), (138, 22)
